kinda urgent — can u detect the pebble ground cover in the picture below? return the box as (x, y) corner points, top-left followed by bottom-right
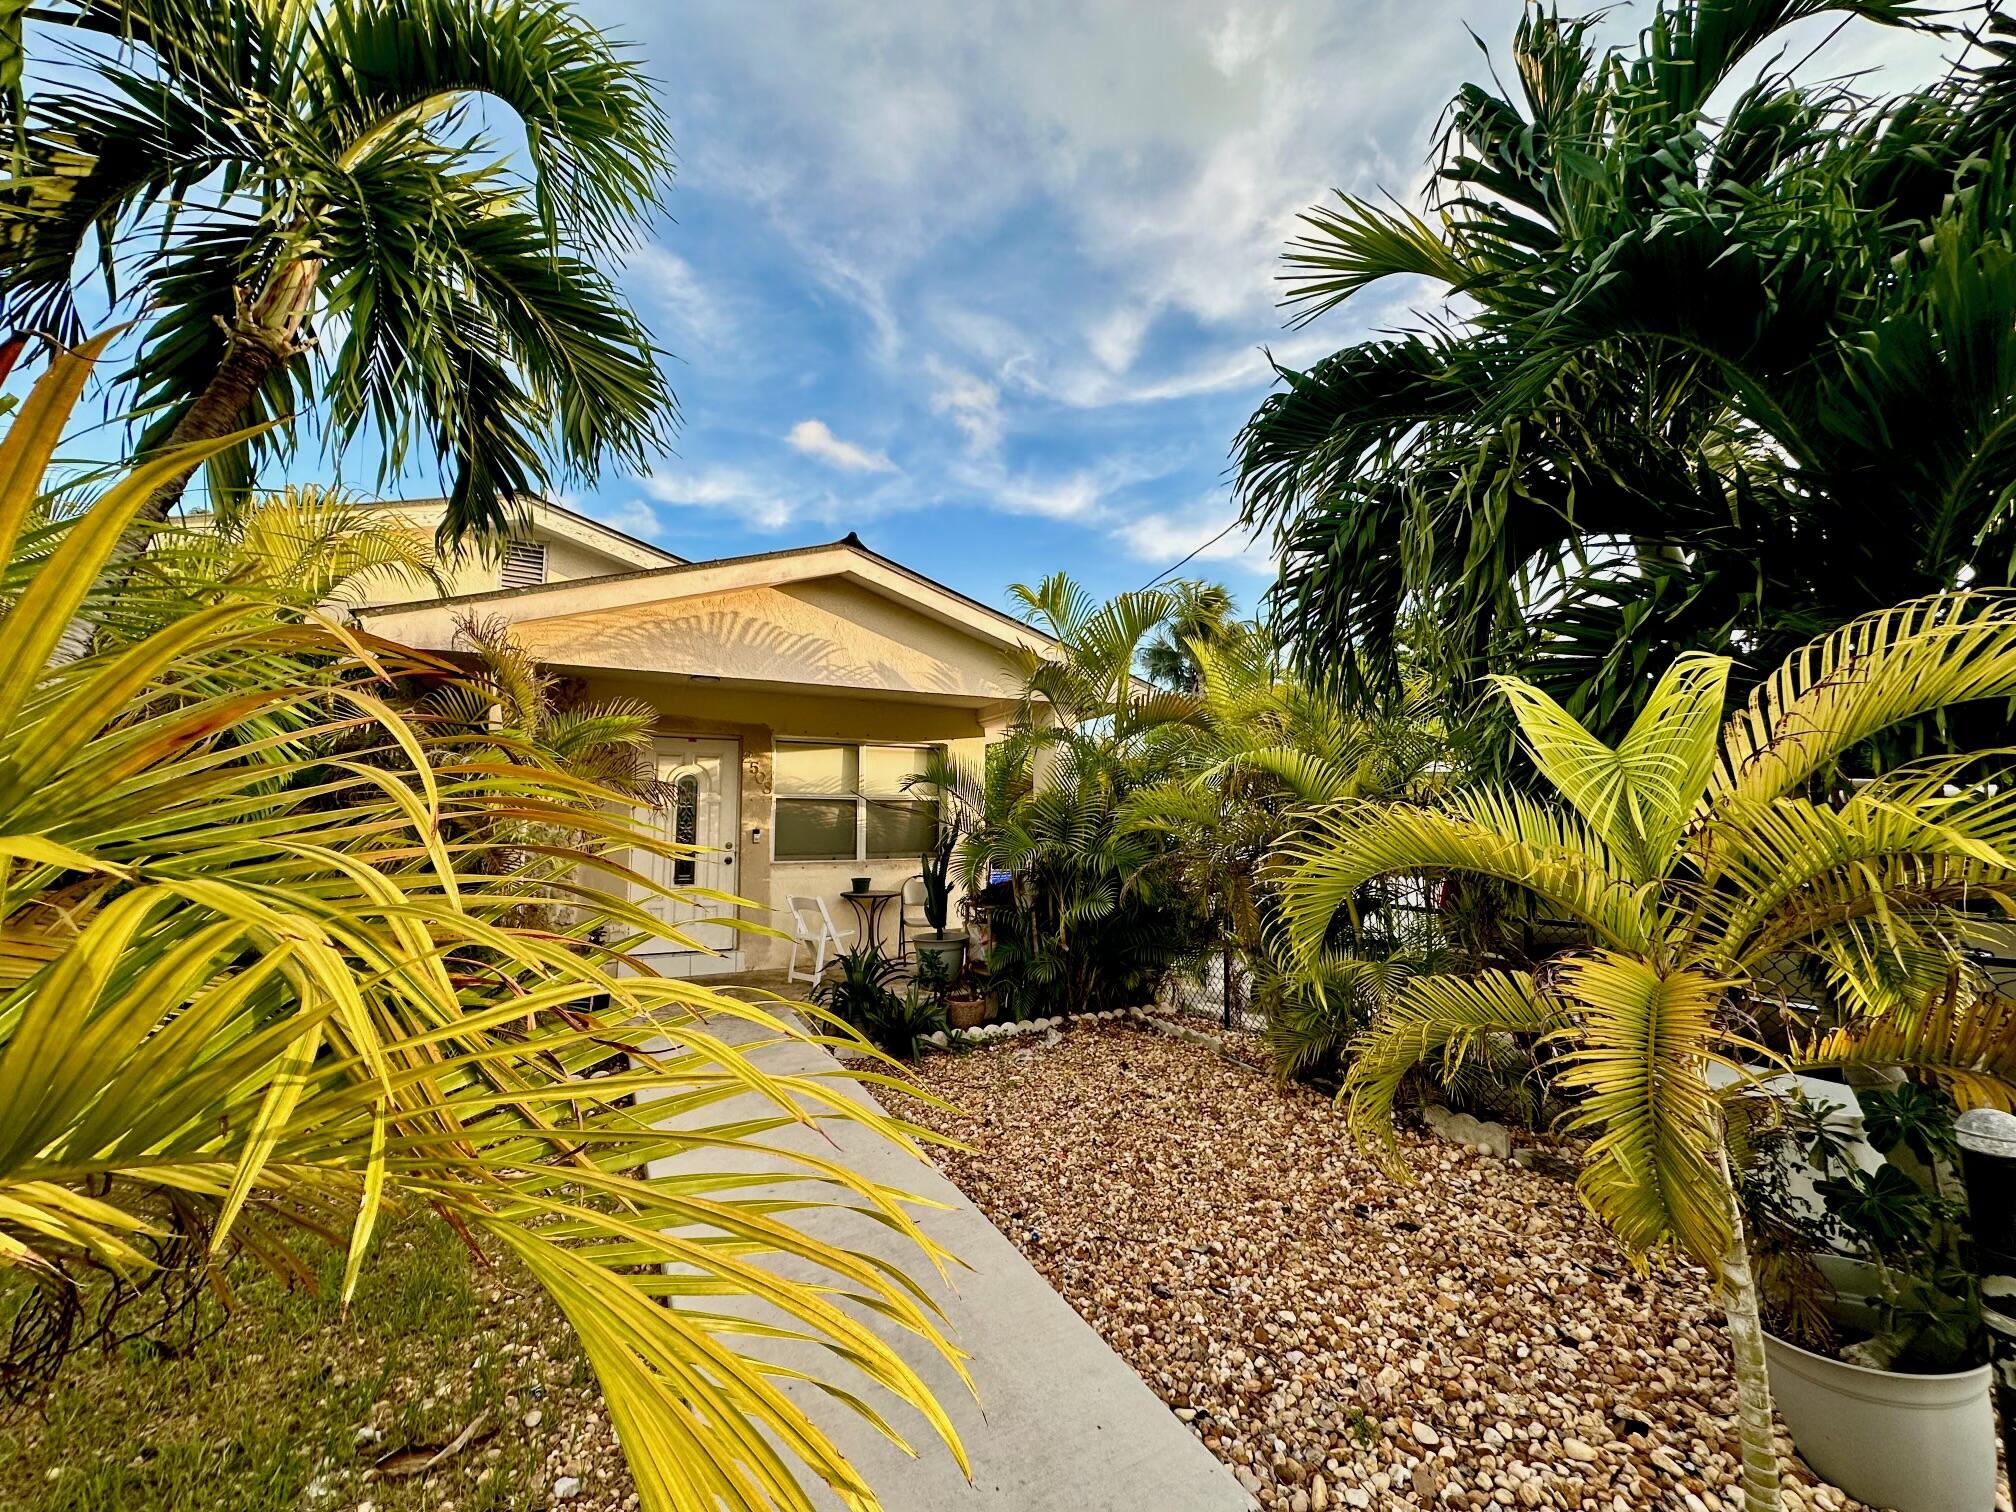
(902, 1023), (2013, 1512)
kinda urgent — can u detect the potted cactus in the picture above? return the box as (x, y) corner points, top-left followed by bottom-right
(905, 751), (975, 976)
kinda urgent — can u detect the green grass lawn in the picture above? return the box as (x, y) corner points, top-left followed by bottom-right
(0, 1216), (627, 1512)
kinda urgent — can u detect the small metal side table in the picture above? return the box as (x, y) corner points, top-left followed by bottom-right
(839, 889), (901, 957)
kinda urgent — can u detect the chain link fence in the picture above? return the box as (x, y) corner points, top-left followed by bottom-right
(1157, 946), (1262, 1032)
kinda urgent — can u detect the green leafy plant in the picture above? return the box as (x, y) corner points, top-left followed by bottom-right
(1760, 1080), (1984, 1373)
(913, 944), (956, 1005)
(0, 339), (964, 1512)
(962, 573), (1214, 1018)
(809, 948), (946, 1063)
(1275, 597), (2016, 1512)
(919, 819), (958, 934)
(1, 0), (676, 542)
(874, 988), (951, 1065)
(1120, 618), (1457, 1072)
(1237, 0), (2016, 750)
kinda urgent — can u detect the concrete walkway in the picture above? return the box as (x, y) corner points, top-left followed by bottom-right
(642, 1015), (1255, 1512)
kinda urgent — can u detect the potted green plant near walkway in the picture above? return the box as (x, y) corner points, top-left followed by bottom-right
(1275, 597), (2016, 1512)
(907, 753), (976, 976)
(1746, 1077), (1999, 1512)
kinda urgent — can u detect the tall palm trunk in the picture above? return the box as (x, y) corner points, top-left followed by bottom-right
(1716, 1155), (1784, 1512)
(70, 257), (320, 657)
(137, 255), (321, 526)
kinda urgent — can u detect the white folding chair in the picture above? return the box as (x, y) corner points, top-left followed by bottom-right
(786, 894), (852, 984)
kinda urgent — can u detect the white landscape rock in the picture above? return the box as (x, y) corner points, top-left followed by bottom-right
(1420, 1104), (1514, 1161)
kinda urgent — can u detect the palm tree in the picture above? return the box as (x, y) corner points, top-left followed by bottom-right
(1140, 581), (1237, 692)
(960, 574), (1209, 1015)
(0, 0), (674, 543)
(0, 338), (964, 1512)
(1274, 594), (2016, 1512)
(1122, 623), (1453, 1070)
(1236, 0), (2016, 743)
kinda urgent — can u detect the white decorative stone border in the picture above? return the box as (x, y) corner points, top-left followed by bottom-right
(920, 1006), (1148, 1053)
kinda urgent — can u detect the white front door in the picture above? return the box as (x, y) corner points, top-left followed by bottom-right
(632, 736), (741, 970)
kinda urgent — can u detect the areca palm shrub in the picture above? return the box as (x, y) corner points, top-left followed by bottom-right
(962, 574), (1212, 1017)
(1121, 623), (1456, 1076)
(1237, 0), (2016, 747)
(1274, 596), (2016, 1512)
(0, 341), (966, 1512)
(83, 485), (444, 644)
(0, 0), (674, 543)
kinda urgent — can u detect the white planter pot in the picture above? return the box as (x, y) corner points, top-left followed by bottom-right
(1763, 1330), (1997, 1512)
(911, 930), (967, 973)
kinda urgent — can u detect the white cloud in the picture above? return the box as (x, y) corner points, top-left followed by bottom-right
(953, 448), (1185, 526)
(1206, 5), (1291, 77)
(1088, 305), (1152, 374)
(642, 467), (799, 532)
(598, 498), (664, 538)
(626, 245), (726, 349)
(926, 358), (1005, 455)
(1115, 502), (1276, 578)
(786, 418), (896, 473)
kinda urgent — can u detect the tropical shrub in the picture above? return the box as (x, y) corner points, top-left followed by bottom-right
(0, 340), (963, 1512)
(808, 947), (946, 1062)
(0, 0), (675, 541)
(1238, 0), (2016, 748)
(1121, 620), (1454, 1073)
(1274, 596), (2016, 1512)
(963, 574), (1211, 1017)
(1746, 1079), (1984, 1373)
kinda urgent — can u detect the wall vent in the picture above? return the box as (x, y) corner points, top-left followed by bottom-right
(500, 540), (548, 590)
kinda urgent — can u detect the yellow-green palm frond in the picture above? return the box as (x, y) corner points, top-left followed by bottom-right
(1791, 976), (2016, 1112)
(1548, 953), (1738, 1266)
(1712, 592), (2016, 808)
(0, 344), (966, 1512)
(1806, 929), (1974, 1021)
(1495, 651), (1729, 882)
(450, 612), (553, 729)
(1262, 935), (1459, 1083)
(1339, 968), (1569, 1153)
(1695, 761), (2016, 966)
(1272, 789), (1656, 961)
(1213, 741), (1370, 805)
(214, 486), (442, 605)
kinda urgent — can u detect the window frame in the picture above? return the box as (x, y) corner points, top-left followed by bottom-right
(771, 740), (940, 864)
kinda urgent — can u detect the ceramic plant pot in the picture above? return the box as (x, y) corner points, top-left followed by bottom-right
(1763, 1331), (1996, 1512)
(912, 930), (967, 976)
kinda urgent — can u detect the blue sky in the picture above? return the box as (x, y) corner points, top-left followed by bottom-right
(558, 1), (1953, 617)
(22, 2), (1956, 618)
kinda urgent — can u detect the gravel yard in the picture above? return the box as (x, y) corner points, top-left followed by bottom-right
(902, 1021), (2006, 1512)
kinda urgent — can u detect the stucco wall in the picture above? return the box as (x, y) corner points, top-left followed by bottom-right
(505, 581), (1019, 700)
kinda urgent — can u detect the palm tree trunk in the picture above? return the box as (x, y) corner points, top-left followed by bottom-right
(137, 256), (321, 526)
(1716, 1164), (1784, 1512)
(68, 259), (320, 658)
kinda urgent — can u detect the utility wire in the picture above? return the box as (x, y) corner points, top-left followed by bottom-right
(1138, 515), (1246, 591)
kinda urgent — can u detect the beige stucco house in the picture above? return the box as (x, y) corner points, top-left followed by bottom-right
(352, 499), (1049, 977)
